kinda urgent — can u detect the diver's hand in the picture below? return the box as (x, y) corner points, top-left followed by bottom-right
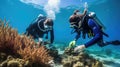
(74, 45), (85, 52)
(69, 40), (76, 48)
(44, 40), (51, 45)
(38, 38), (43, 42)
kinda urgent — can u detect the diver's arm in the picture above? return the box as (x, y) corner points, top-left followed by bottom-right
(74, 27), (102, 52)
(50, 28), (54, 43)
(81, 2), (88, 17)
(84, 33), (102, 48)
(79, 9), (87, 18)
(75, 35), (80, 41)
(84, 19), (102, 48)
(45, 32), (48, 39)
(75, 32), (80, 41)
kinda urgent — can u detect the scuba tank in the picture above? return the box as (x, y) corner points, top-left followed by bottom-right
(88, 12), (106, 30)
(88, 12), (109, 37)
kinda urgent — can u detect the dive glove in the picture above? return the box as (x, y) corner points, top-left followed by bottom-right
(69, 40), (76, 48)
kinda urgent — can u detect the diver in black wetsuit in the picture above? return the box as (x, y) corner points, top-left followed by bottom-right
(25, 14), (54, 46)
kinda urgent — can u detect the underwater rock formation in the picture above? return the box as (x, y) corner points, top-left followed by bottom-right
(48, 48), (63, 64)
(48, 48), (59, 60)
(0, 52), (7, 63)
(0, 19), (53, 67)
(62, 47), (103, 67)
(0, 55), (32, 67)
(64, 47), (78, 55)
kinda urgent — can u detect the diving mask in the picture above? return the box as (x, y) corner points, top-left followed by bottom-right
(44, 25), (53, 31)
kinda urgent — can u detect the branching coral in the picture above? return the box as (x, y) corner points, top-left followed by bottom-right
(18, 45), (52, 66)
(0, 19), (20, 54)
(0, 19), (53, 66)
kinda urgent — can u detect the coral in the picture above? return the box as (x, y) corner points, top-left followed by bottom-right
(0, 19), (53, 67)
(73, 62), (84, 67)
(0, 55), (32, 67)
(0, 19), (24, 55)
(0, 52), (7, 62)
(48, 48), (59, 60)
(18, 45), (52, 66)
(62, 50), (103, 67)
(92, 61), (103, 67)
(64, 47), (78, 55)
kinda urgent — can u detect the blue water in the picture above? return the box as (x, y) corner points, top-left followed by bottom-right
(1, 0), (120, 66)
(0, 0), (120, 44)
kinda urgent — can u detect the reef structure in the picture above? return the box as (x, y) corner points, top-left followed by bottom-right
(0, 19), (53, 67)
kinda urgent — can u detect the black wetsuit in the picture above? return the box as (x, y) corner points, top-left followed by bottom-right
(25, 17), (54, 43)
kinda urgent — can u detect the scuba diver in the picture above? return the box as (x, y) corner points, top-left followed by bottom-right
(69, 7), (120, 52)
(68, 6), (88, 48)
(25, 14), (54, 47)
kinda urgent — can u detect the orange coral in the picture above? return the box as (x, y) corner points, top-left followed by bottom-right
(18, 45), (52, 65)
(0, 20), (20, 54)
(0, 19), (53, 66)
